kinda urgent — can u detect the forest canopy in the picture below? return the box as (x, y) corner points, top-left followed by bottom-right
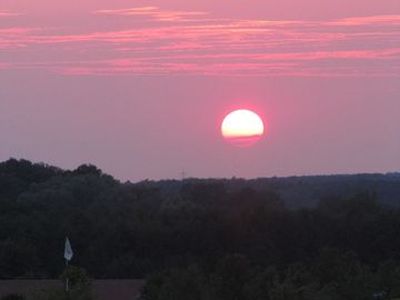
(1, 159), (400, 299)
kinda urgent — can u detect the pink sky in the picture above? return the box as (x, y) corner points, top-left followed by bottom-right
(0, 0), (399, 180)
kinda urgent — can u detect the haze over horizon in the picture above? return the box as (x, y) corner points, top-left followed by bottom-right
(1, 0), (399, 181)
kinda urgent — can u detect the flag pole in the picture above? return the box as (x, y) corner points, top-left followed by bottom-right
(65, 258), (69, 292)
(64, 237), (73, 293)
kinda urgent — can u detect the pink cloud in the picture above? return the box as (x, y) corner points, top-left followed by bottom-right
(0, 28), (40, 49)
(94, 6), (208, 22)
(0, 9), (399, 77)
(0, 62), (11, 69)
(329, 15), (400, 26)
(17, 46), (398, 77)
(0, 10), (21, 17)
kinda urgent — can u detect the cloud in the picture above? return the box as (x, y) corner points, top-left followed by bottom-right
(0, 8), (399, 77)
(0, 62), (11, 70)
(0, 10), (22, 17)
(329, 15), (400, 26)
(94, 6), (208, 22)
(0, 28), (40, 49)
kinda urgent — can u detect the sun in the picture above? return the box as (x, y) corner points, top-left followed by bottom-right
(221, 109), (265, 147)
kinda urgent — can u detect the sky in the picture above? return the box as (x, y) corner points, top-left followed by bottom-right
(0, 0), (399, 181)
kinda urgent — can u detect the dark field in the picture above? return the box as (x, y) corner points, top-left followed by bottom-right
(0, 280), (144, 300)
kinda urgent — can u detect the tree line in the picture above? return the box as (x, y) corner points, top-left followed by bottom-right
(1, 159), (400, 299)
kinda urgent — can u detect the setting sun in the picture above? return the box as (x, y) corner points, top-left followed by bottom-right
(221, 109), (265, 147)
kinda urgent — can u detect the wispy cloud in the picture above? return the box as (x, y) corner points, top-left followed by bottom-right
(40, 47), (399, 77)
(0, 62), (11, 70)
(0, 27), (39, 49)
(0, 7), (399, 77)
(94, 6), (208, 22)
(329, 15), (400, 26)
(0, 10), (22, 17)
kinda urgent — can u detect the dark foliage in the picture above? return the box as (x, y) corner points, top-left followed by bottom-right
(1, 159), (400, 299)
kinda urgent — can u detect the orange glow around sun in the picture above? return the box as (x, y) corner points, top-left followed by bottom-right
(221, 109), (265, 147)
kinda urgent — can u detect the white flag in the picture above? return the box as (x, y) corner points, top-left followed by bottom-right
(64, 237), (74, 261)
